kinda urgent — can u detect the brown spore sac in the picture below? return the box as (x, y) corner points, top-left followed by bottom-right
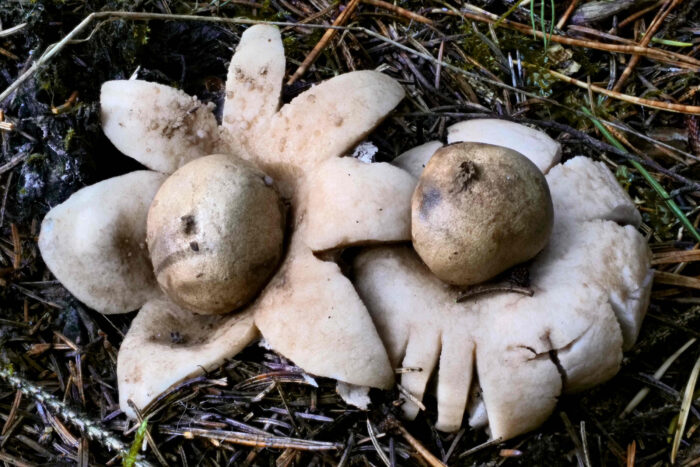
(411, 142), (553, 286)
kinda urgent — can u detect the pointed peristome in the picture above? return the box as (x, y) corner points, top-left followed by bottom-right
(448, 119), (561, 174)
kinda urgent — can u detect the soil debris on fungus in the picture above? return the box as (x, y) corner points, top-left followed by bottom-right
(1, 1), (700, 466)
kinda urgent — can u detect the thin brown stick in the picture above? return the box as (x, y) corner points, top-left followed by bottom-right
(287, 0), (361, 85)
(612, 0), (681, 93)
(568, 25), (641, 45)
(1, 391), (22, 436)
(10, 223), (20, 270)
(362, 0), (434, 24)
(433, 7), (700, 69)
(654, 270), (700, 289)
(385, 416), (446, 467)
(543, 67), (700, 114)
(0, 153), (26, 175)
(626, 440), (636, 467)
(556, 0), (580, 30)
(616, 0), (665, 29)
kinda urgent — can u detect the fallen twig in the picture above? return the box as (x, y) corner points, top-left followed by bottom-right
(287, 0), (361, 85)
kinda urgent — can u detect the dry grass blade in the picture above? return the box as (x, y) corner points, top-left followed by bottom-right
(165, 427), (344, 451)
(621, 338), (697, 417)
(459, 437), (504, 459)
(1, 390), (22, 436)
(396, 382), (427, 411)
(671, 352), (700, 464)
(387, 416), (447, 467)
(579, 421), (592, 467)
(0, 23), (27, 38)
(362, 0), (434, 24)
(560, 412), (585, 467)
(545, 68), (700, 114)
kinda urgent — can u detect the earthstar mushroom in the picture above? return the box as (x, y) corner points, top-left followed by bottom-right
(38, 24), (413, 417)
(353, 120), (652, 439)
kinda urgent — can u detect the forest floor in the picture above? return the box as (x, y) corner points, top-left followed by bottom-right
(0, 0), (699, 465)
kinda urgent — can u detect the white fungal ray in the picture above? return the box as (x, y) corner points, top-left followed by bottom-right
(222, 24), (285, 142)
(251, 237), (394, 389)
(547, 156), (642, 227)
(220, 27), (404, 197)
(391, 141), (443, 178)
(39, 171), (166, 314)
(300, 156), (415, 251)
(118, 295), (259, 417)
(353, 148), (652, 440)
(101, 81), (220, 174)
(447, 119), (562, 173)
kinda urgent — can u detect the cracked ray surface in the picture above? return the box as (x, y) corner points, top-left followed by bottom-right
(40, 24), (411, 417)
(354, 126), (652, 440)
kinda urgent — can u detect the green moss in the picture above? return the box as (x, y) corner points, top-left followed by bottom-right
(615, 165), (633, 191)
(26, 153), (47, 164)
(132, 24), (150, 45)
